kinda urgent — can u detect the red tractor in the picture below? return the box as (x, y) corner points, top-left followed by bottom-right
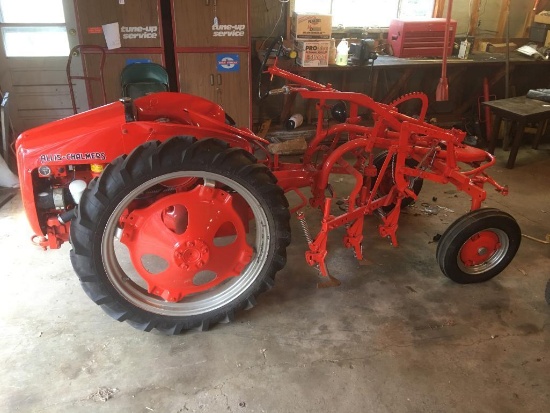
(16, 39), (521, 334)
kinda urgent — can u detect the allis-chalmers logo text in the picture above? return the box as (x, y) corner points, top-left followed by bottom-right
(40, 152), (106, 163)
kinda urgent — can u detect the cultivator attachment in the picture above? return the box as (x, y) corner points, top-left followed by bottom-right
(267, 79), (513, 285)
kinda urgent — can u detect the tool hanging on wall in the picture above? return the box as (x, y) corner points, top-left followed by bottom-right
(213, 0), (218, 26)
(436, 0), (454, 101)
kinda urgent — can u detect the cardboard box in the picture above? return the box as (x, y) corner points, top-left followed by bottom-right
(486, 42), (517, 53)
(291, 12), (332, 39)
(294, 40), (330, 67)
(535, 11), (550, 25)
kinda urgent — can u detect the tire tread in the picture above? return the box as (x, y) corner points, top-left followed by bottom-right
(70, 136), (290, 334)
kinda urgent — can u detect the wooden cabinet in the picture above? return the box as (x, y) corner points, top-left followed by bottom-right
(172, 0), (251, 127)
(173, 0), (249, 48)
(73, 0), (165, 109)
(71, 0), (251, 126)
(178, 52), (250, 126)
(75, 0), (163, 48)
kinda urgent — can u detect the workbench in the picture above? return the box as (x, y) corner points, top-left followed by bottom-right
(271, 51), (550, 126)
(484, 96), (550, 168)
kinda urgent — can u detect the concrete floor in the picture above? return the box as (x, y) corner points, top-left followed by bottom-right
(1, 146), (549, 413)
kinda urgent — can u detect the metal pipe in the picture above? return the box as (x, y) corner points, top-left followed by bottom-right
(436, 0), (453, 101)
(483, 77), (493, 139)
(505, 0), (511, 99)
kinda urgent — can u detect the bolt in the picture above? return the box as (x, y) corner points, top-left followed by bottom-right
(478, 247), (488, 256)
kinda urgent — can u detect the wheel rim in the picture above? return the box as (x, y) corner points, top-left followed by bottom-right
(457, 228), (509, 275)
(101, 171), (271, 317)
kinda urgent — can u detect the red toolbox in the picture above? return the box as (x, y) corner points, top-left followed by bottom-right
(388, 18), (457, 58)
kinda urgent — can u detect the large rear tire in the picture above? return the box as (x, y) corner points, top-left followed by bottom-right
(436, 208), (521, 284)
(70, 137), (291, 334)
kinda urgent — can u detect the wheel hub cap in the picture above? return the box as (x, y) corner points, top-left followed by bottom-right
(119, 185), (253, 302)
(175, 240), (210, 270)
(457, 228), (510, 276)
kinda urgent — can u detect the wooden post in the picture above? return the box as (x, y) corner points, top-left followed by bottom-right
(433, 0), (445, 18)
(496, 0), (509, 38)
(468, 0), (481, 37)
(522, 0), (539, 37)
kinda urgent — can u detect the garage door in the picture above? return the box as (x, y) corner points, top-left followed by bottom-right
(0, 0), (86, 133)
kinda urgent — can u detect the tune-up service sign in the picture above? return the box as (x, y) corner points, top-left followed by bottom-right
(217, 54), (240, 72)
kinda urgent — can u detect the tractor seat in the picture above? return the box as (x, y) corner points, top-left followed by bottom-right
(121, 63), (169, 99)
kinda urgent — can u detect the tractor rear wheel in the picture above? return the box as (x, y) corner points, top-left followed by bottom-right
(436, 208), (521, 284)
(70, 137), (290, 334)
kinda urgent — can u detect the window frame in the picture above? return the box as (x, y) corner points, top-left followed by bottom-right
(294, 0), (437, 30)
(0, 0), (69, 57)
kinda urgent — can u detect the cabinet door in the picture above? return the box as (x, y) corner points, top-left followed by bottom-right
(178, 53), (217, 102)
(173, 0), (249, 48)
(75, 0), (162, 48)
(216, 53), (250, 128)
(178, 52), (250, 127)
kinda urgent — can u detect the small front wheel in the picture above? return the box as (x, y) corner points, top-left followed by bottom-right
(436, 208), (521, 283)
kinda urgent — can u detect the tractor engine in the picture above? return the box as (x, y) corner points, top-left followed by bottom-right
(31, 163), (99, 249)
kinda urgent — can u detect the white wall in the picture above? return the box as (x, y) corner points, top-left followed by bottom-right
(444, 0), (535, 38)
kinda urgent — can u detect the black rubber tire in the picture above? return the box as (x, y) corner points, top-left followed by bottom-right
(436, 208), (521, 284)
(258, 36), (284, 100)
(372, 150), (423, 212)
(70, 136), (291, 334)
(545, 279), (550, 305)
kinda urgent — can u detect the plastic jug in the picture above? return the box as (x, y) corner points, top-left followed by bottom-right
(285, 113), (304, 130)
(336, 39), (349, 66)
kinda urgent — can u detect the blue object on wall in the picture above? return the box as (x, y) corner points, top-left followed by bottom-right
(126, 58), (152, 66)
(216, 54), (240, 72)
